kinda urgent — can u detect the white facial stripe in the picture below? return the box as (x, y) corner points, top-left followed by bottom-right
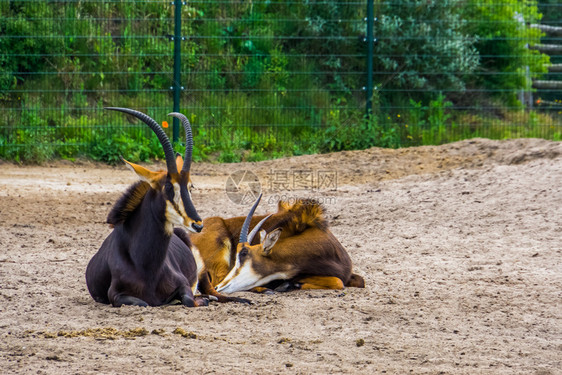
(165, 201), (183, 234)
(174, 183), (189, 219)
(165, 183), (197, 232)
(216, 262), (257, 293)
(217, 260), (289, 293)
(173, 183), (181, 205)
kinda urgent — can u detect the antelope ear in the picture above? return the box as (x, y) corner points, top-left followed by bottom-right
(261, 228), (282, 256)
(122, 158), (162, 189)
(174, 153), (194, 189)
(175, 153), (184, 171)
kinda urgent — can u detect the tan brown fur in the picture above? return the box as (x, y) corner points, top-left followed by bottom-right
(192, 199), (365, 291)
(296, 276), (345, 290)
(192, 199), (328, 286)
(189, 218), (234, 286)
(276, 198), (328, 235)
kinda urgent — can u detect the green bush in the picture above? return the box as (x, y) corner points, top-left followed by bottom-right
(0, 0), (559, 164)
(374, 0), (479, 100)
(463, 0), (549, 100)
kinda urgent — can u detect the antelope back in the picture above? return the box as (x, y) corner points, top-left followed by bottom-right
(216, 198), (335, 293)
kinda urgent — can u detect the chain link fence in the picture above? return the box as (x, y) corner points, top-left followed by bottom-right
(0, 1), (560, 162)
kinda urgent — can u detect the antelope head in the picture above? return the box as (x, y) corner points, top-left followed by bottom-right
(105, 107), (203, 233)
(216, 194), (284, 293)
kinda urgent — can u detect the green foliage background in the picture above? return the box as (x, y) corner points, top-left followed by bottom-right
(0, 0), (560, 163)
(464, 0), (548, 95)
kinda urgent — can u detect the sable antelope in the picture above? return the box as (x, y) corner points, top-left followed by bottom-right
(85, 108), (248, 307)
(191, 194), (365, 294)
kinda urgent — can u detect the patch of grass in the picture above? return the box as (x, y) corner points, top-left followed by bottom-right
(172, 327), (197, 339)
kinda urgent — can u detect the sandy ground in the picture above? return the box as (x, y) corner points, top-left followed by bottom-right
(0, 138), (561, 374)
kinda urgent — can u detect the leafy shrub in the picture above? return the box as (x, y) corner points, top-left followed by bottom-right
(462, 0), (549, 100)
(0, 0), (558, 164)
(374, 0), (479, 102)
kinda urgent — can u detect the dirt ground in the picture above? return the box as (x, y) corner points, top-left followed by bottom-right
(0, 138), (561, 374)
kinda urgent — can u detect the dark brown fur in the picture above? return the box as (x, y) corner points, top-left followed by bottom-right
(107, 181), (151, 225)
(86, 172), (202, 307)
(86, 171), (249, 307)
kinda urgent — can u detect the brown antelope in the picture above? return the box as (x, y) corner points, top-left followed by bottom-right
(85, 107), (248, 307)
(191, 194), (365, 294)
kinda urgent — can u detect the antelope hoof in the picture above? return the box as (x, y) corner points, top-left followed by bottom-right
(195, 296), (210, 307)
(113, 295), (149, 307)
(180, 295), (196, 307)
(274, 281), (301, 293)
(197, 294), (219, 302)
(233, 297), (253, 305)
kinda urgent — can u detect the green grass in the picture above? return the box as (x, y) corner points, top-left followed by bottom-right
(1, 96), (560, 164)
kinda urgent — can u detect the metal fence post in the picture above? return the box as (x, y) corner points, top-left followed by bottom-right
(172, 0), (182, 143)
(366, 0), (374, 117)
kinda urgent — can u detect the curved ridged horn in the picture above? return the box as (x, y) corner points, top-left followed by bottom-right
(168, 112), (193, 174)
(247, 214), (272, 244)
(105, 107), (178, 174)
(239, 193), (263, 244)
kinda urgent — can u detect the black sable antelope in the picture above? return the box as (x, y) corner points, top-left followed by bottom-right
(191, 194), (365, 294)
(86, 108), (248, 307)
